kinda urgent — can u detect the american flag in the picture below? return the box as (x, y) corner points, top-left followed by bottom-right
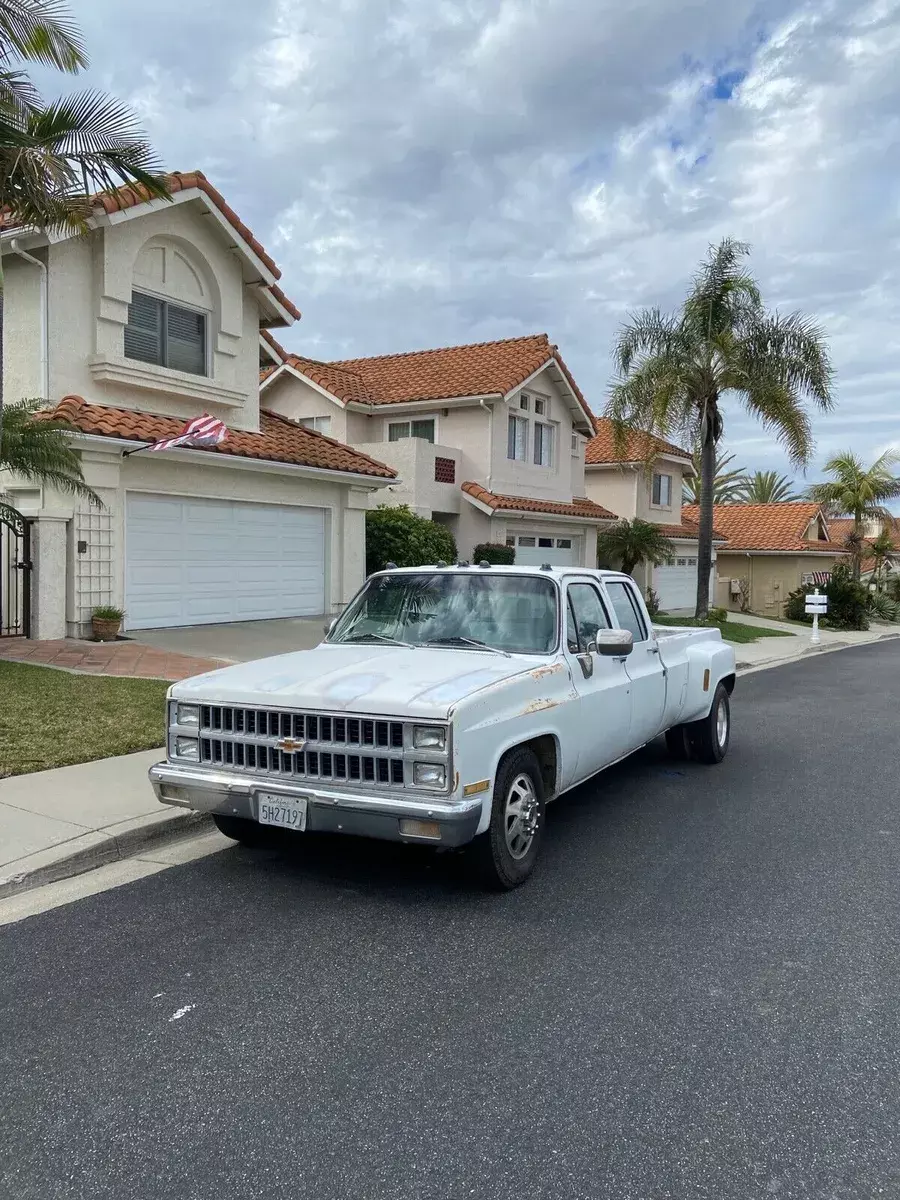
(147, 414), (228, 454)
(811, 572), (831, 585)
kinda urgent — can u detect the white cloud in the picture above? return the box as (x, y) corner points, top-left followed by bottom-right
(45, 0), (900, 487)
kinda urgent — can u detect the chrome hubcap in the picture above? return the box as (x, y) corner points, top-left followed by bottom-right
(716, 698), (728, 747)
(504, 773), (539, 860)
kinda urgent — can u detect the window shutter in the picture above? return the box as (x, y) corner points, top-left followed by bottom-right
(166, 303), (206, 375)
(124, 293), (164, 365)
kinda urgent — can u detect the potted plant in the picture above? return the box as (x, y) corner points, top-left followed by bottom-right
(91, 605), (125, 642)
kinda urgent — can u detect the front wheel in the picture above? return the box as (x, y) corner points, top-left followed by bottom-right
(688, 683), (731, 764)
(471, 747), (546, 890)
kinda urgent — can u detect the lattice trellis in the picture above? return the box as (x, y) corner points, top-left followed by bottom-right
(74, 506), (115, 631)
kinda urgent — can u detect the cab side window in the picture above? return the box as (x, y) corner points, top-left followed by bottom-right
(604, 580), (648, 643)
(566, 583), (611, 653)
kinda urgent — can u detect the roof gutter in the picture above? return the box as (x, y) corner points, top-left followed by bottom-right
(73, 434), (398, 489)
(9, 239), (48, 399)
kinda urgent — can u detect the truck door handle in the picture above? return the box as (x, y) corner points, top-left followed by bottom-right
(647, 646), (660, 655)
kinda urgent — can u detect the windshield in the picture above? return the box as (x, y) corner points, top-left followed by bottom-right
(329, 572), (559, 655)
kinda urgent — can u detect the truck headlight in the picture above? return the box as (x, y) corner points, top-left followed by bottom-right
(176, 703), (200, 727)
(413, 725), (446, 751)
(174, 736), (200, 762)
(413, 762), (446, 788)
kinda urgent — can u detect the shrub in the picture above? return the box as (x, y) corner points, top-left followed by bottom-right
(707, 606), (728, 627)
(92, 605), (124, 621)
(784, 563), (869, 631)
(645, 587), (661, 617)
(473, 542), (515, 566)
(365, 505), (457, 575)
(867, 591), (900, 623)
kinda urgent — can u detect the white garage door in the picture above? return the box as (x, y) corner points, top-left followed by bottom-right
(508, 533), (580, 567)
(125, 494), (326, 630)
(654, 555), (718, 611)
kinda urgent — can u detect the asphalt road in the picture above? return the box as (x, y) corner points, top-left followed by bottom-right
(2, 643), (899, 1200)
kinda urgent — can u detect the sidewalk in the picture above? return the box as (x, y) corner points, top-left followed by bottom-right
(725, 613), (900, 670)
(0, 749), (209, 898)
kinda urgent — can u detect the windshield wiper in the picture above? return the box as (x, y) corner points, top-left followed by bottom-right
(341, 633), (415, 648)
(423, 636), (511, 658)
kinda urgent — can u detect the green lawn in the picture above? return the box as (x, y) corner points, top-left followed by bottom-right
(0, 662), (168, 777)
(654, 616), (797, 645)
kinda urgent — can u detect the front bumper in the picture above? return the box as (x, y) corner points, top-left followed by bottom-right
(148, 761), (483, 847)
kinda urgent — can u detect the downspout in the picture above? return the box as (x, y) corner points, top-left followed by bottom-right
(9, 240), (48, 400)
(479, 398), (494, 491)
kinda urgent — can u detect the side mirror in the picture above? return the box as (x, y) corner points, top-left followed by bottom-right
(595, 629), (634, 657)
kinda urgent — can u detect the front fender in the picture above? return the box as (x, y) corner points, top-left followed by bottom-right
(451, 659), (575, 835)
(680, 641), (736, 724)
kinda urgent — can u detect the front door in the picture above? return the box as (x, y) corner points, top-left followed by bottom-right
(563, 579), (633, 782)
(603, 578), (666, 746)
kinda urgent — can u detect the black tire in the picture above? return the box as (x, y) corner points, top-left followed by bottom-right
(471, 747), (546, 891)
(213, 813), (267, 845)
(665, 725), (692, 761)
(688, 683), (730, 764)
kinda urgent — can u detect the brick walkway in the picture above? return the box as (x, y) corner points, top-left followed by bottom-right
(0, 638), (225, 681)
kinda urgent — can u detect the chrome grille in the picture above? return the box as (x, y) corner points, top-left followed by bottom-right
(196, 705), (407, 787)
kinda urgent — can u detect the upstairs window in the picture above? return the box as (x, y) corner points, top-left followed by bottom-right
(124, 291), (207, 376)
(508, 414), (528, 461)
(533, 422), (554, 468)
(298, 416), (332, 435)
(388, 419), (435, 443)
(652, 472), (673, 506)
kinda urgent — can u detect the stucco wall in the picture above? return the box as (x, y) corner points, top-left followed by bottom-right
(262, 372), (351, 442)
(2, 252), (45, 403)
(634, 459), (687, 523)
(716, 552), (842, 616)
(583, 466), (638, 522)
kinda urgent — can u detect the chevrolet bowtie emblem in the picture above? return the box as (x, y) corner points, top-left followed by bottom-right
(276, 738), (306, 753)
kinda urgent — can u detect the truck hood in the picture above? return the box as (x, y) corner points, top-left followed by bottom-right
(171, 643), (539, 719)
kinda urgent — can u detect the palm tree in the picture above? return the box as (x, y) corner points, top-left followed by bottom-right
(805, 451), (900, 578)
(0, 0), (169, 453)
(1, 399), (98, 503)
(606, 238), (833, 619)
(867, 529), (896, 591)
(597, 519), (676, 577)
(739, 470), (799, 503)
(682, 448), (746, 504)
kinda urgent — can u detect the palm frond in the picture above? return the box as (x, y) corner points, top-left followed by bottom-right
(0, 0), (87, 72)
(738, 470), (798, 504)
(0, 398), (100, 504)
(596, 519), (676, 576)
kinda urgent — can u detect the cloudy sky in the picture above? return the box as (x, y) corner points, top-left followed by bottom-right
(50, 0), (900, 485)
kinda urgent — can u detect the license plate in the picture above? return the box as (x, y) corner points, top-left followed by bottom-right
(257, 792), (308, 831)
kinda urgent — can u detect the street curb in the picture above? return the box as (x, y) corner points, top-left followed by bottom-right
(735, 630), (900, 676)
(0, 810), (212, 900)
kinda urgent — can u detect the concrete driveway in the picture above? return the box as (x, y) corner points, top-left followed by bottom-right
(129, 616), (329, 664)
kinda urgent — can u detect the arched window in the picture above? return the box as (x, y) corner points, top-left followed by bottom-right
(123, 240), (214, 377)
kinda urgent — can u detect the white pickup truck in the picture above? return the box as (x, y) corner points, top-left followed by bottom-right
(150, 565), (736, 888)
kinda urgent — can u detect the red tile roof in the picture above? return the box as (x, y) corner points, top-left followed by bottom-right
(2, 171), (301, 322)
(652, 521), (727, 543)
(264, 333), (593, 419)
(461, 482), (616, 521)
(42, 396), (396, 479)
(585, 418), (692, 465)
(682, 503), (846, 553)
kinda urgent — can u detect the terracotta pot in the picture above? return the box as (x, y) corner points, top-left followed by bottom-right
(92, 617), (121, 642)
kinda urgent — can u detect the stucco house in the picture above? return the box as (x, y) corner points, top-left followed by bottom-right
(683, 502), (848, 616)
(582, 420), (725, 609)
(828, 516), (900, 586)
(0, 171), (396, 638)
(260, 332), (616, 567)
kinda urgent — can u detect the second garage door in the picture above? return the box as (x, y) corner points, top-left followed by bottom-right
(125, 494), (326, 630)
(508, 533), (580, 567)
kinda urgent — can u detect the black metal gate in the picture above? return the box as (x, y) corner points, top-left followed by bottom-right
(0, 502), (31, 638)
